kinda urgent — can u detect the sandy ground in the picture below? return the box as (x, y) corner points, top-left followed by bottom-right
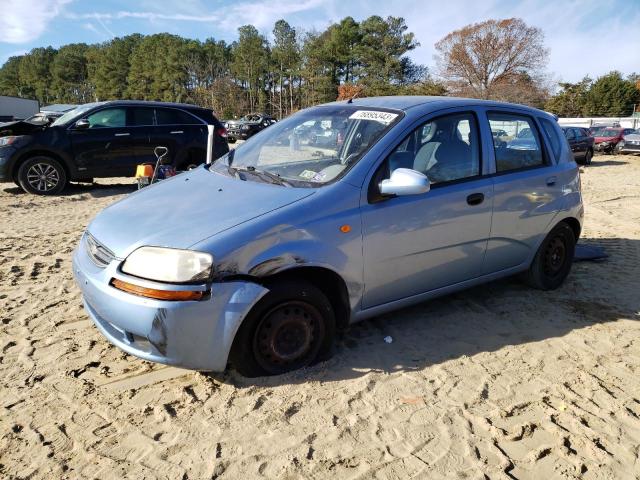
(1, 154), (639, 480)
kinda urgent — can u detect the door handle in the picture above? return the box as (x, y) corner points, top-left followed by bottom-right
(114, 132), (130, 137)
(466, 193), (484, 206)
(170, 130), (184, 134)
(546, 176), (557, 186)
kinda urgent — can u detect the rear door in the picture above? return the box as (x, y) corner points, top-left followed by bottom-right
(483, 111), (564, 273)
(573, 128), (588, 159)
(150, 107), (207, 169)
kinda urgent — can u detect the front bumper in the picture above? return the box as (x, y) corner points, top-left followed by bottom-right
(72, 236), (268, 371)
(0, 146), (17, 182)
(594, 142), (615, 152)
(227, 129), (251, 140)
(618, 143), (640, 154)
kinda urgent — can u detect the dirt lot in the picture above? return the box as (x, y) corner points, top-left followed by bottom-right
(1, 155), (639, 479)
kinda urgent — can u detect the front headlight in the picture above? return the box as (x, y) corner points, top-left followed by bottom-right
(121, 246), (213, 283)
(0, 136), (18, 147)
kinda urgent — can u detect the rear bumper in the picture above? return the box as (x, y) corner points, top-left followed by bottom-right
(72, 236), (268, 371)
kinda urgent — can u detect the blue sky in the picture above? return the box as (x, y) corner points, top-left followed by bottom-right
(0, 0), (638, 83)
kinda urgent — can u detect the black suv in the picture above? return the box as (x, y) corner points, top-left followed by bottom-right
(226, 113), (276, 143)
(0, 100), (228, 194)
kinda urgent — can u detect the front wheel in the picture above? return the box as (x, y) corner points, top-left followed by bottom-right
(17, 156), (67, 195)
(230, 280), (335, 377)
(583, 149), (593, 165)
(523, 223), (576, 290)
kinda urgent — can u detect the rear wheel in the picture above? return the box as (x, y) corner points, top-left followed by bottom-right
(523, 223), (576, 290)
(17, 156), (67, 195)
(230, 280), (335, 377)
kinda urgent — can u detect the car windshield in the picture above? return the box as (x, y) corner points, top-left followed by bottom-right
(50, 104), (96, 126)
(210, 105), (401, 187)
(600, 128), (621, 137)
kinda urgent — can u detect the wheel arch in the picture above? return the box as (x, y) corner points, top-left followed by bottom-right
(256, 266), (351, 331)
(13, 149), (74, 183)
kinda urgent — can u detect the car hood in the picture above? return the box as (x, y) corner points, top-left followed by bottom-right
(0, 120), (45, 136)
(87, 166), (315, 258)
(594, 135), (619, 142)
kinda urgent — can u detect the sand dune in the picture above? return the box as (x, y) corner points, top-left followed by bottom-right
(1, 155), (639, 479)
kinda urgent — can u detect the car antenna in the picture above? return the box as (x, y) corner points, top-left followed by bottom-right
(347, 91), (361, 104)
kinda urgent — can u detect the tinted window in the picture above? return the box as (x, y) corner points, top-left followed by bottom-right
(156, 108), (201, 125)
(86, 108), (126, 128)
(387, 112), (480, 184)
(488, 113), (544, 172)
(129, 107), (155, 126)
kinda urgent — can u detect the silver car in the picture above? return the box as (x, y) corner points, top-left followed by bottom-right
(73, 97), (583, 376)
(618, 129), (640, 154)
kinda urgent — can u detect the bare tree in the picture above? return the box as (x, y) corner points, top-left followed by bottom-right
(435, 18), (548, 101)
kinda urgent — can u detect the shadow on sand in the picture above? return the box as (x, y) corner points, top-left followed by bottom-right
(210, 237), (639, 387)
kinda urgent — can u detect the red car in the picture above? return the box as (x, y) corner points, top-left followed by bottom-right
(591, 127), (635, 154)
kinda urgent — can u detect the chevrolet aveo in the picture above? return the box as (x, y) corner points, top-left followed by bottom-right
(73, 97), (583, 377)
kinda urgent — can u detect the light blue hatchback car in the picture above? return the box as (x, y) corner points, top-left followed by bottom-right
(73, 96), (583, 376)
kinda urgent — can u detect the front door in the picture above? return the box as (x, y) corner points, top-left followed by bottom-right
(361, 111), (494, 308)
(70, 107), (148, 177)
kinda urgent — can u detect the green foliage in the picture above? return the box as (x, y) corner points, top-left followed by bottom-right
(50, 43), (93, 103)
(0, 56), (22, 97)
(546, 72), (640, 117)
(89, 34), (142, 101)
(17, 47), (56, 104)
(583, 71), (639, 116)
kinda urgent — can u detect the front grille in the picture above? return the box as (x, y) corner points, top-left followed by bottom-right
(85, 233), (116, 267)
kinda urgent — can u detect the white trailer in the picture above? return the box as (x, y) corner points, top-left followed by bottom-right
(0, 95), (39, 121)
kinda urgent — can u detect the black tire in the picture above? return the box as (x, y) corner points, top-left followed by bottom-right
(584, 149), (593, 165)
(524, 222), (576, 290)
(230, 280), (335, 377)
(227, 137), (237, 144)
(17, 156), (67, 195)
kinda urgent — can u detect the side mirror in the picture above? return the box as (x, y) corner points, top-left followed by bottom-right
(75, 119), (90, 130)
(379, 168), (430, 196)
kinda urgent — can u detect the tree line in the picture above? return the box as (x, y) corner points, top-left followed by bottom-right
(0, 16), (638, 119)
(0, 16), (443, 119)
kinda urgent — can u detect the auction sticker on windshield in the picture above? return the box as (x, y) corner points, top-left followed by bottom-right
(349, 110), (398, 125)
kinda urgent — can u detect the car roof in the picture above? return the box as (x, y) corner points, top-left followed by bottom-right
(321, 95), (550, 116)
(93, 100), (210, 111)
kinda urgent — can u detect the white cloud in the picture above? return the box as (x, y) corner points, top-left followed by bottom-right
(0, 0), (71, 43)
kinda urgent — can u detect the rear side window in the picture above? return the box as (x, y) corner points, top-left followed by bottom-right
(129, 107), (155, 126)
(488, 113), (544, 172)
(86, 108), (126, 128)
(539, 118), (562, 160)
(156, 108), (201, 125)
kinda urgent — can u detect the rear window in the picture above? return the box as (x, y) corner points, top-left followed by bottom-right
(540, 118), (562, 160)
(129, 107), (155, 126)
(156, 108), (202, 125)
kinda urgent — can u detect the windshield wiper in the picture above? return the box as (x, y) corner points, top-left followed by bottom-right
(233, 166), (292, 187)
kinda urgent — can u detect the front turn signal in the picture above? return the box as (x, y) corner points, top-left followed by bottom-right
(111, 278), (204, 301)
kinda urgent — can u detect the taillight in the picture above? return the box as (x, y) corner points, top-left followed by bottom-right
(216, 127), (228, 138)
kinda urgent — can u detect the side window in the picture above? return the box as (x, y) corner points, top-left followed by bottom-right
(156, 108), (201, 125)
(129, 107), (155, 126)
(386, 112), (480, 185)
(540, 118), (562, 161)
(86, 108), (126, 128)
(488, 113), (544, 172)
